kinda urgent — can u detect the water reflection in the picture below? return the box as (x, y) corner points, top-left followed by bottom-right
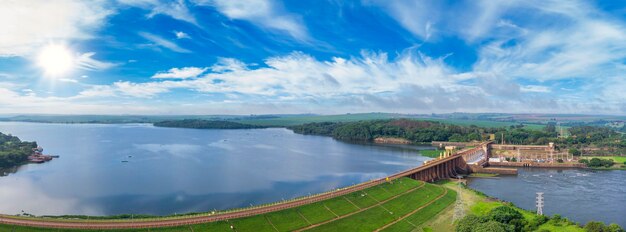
(0, 122), (431, 216)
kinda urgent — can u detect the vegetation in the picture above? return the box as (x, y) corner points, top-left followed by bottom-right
(0, 178), (460, 231)
(289, 119), (502, 143)
(420, 149), (443, 158)
(153, 119), (265, 129)
(0, 132), (37, 168)
(579, 158), (615, 168)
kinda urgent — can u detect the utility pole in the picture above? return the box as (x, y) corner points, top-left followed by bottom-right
(536, 192), (544, 215)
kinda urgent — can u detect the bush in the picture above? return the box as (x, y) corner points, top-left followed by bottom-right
(557, 159), (564, 163)
(607, 223), (625, 232)
(456, 215), (486, 232)
(487, 206), (523, 224)
(569, 148), (582, 156)
(583, 221), (625, 232)
(579, 159), (589, 164)
(588, 158), (614, 168)
(585, 221), (607, 232)
(473, 221), (513, 232)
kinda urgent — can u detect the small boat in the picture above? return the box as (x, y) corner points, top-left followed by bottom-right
(121, 160), (129, 163)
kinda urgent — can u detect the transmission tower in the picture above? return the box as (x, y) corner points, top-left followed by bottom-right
(536, 192), (544, 215)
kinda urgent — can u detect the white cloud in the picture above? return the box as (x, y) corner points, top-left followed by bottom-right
(119, 0), (198, 25)
(195, 0), (308, 40)
(174, 31), (191, 39)
(113, 81), (170, 98)
(520, 85), (551, 93)
(139, 32), (192, 53)
(75, 52), (117, 70)
(210, 58), (248, 73)
(152, 67), (207, 79)
(0, 0), (113, 57)
(365, 0), (438, 40)
(59, 78), (79, 83)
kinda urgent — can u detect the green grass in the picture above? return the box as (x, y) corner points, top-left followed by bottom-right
(423, 118), (546, 130)
(265, 208), (310, 231)
(321, 197), (359, 216)
(586, 156), (626, 163)
(305, 184), (445, 232)
(296, 202), (336, 224)
(231, 214), (276, 232)
(538, 222), (585, 232)
(381, 188), (457, 232)
(468, 173), (499, 178)
(419, 149), (442, 158)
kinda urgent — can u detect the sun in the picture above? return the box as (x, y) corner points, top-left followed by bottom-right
(37, 44), (74, 77)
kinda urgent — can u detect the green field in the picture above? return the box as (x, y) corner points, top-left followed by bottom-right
(233, 113), (400, 126)
(419, 149), (442, 158)
(586, 156), (626, 163)
(0, 178), (458, 232)
(422, 118), (547, 130)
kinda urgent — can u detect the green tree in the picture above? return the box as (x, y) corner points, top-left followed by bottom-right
(607, 223), (625, 232)
(473, 221), (512, 232)
(585, 221), (607, 232)
(569, 148), (582, 156)
(487, 206), (523, 227)
(456, 215), (485, 232)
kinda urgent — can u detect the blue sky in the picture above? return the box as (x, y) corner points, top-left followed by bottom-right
(1, 0), (626, 115)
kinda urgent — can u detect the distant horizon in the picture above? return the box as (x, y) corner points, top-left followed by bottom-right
(2, 112), (625, 117)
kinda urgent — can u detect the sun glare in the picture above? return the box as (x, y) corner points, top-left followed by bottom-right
(37, 44), (74, 77)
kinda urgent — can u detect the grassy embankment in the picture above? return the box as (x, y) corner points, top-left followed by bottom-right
(420, 180), (585, 232)
(0, 177), (457, 232)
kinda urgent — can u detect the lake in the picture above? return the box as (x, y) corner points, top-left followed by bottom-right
(0, 122), (431, 216)
(467, 168), (626, 227)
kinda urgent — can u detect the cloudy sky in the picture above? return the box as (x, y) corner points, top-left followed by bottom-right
(1, 0), (625, 115)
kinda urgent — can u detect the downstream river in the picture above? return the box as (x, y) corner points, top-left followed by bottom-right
(468, 168), (626, 227)
(0, 122), (431, 216)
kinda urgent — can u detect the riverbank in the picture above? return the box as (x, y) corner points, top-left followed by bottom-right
(582, 156), (626, 170)
(422, 180), (609, 232)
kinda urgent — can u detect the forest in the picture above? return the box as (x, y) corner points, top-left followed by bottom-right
(154, 119), (266, 129)
(288, 119), (626, 149)
(0, 132), (37, 168)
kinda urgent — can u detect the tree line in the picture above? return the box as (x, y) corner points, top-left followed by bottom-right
(288, 119), (626, 149)
(154, 119), (266, 129)
(456, 205), (624, 232)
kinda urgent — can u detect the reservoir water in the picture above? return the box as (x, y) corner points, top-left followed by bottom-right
(467, 168), (626, 227)
(0, 122), (431, 216)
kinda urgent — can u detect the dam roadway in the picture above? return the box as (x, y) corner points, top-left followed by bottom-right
(0, 142), (490, 230)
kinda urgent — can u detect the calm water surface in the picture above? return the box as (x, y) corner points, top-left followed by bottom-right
(0, 122), (431, 216)
(468, 168), (626, 227)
